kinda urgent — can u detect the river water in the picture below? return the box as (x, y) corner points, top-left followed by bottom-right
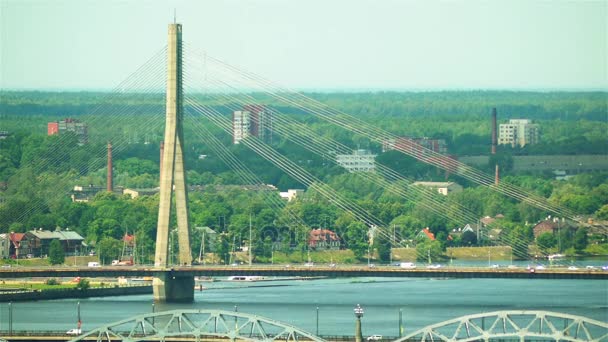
(0, 276), (606, 336)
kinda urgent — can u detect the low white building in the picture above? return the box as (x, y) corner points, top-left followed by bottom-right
(336, 149), (376, 172)
(279, 189), (304, 202)
(123, 188), (159, 199)
(412, 181), (463, 196)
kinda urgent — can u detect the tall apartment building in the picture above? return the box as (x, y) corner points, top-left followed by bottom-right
(382, 137), (447, 154)
(233, 105), (272, 144)
(498, 119), (539, 147)
(336, 149), (377, 172)
(47, 118), (88, 145)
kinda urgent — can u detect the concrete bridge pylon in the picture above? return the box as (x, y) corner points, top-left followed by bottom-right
(154, 22), (194, 303)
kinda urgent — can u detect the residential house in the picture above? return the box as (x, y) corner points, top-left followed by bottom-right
(416, 227), (436, 241)
(308, 229), (341, 250)
(26, 229), (85, 257)
(533, 220), (558, 238)
(9, 232), (32, 258)
(27, 229), (58, 257)
(53, 229), (85, 255)
(0, 234), (10, 259)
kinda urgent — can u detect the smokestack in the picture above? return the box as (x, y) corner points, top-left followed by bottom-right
(491, 107), (497, 154)
(495, 164), (500, 186)
(107, 142), (113, 192)
(160, 141), (164, 177)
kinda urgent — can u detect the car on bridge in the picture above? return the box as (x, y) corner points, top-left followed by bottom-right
(66, 329), (82, 335)
(367, 335), (382, 341)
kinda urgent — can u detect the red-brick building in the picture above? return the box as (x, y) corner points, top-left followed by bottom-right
(308, 229), (341, 250)
(533, 220), (558, 238)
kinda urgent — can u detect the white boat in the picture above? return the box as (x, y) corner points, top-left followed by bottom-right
(548, 254), (565, 260)
(227, 276), (266, 281)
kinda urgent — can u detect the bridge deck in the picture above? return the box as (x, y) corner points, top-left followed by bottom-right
(0, 265), (605, 280)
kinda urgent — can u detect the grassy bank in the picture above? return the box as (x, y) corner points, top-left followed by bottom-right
(0, 255), (99, 268)
(231, 246), (516, 265)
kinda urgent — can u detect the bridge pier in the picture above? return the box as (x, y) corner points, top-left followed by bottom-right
(153, 272), (194, 303)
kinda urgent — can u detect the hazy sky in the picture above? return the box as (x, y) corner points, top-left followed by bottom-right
(1, 0), (606, 90)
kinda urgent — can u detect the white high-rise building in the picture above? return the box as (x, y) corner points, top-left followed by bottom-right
(498, 119), (539, 147)
(233, 105), (272, 144)
(233, 110), (251, 144)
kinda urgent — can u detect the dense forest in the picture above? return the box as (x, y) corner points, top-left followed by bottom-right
(0, 91), (606, 264)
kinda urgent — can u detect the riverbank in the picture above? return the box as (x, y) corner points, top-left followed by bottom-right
(242, 246), (516, 264)
(0, 284), (151, 302)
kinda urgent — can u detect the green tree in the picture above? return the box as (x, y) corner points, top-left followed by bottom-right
(216, 233), (231, 265)
(573, 228), (588, 253)
(375, 234), (392, 263)
(415, 240), (443, 263)
(508, 225), (532, 259)
(461, 230), (478, 246)
(536, 232), (556, 252)
(96, 237), (122, 265)
(343, 221), (369, 260)
(76, 278), (90, 291)
(596, 204), (608, 220)
(48, 239), (65, 265)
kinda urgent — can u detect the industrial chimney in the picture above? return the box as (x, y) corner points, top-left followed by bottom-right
(107, 142), (113, 192)
(491, 107), (497, 154)
(495, 164), (500, 186)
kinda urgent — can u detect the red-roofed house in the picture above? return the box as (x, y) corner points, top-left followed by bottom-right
(9, 232), (32, 259)
(308, 229), (341, 250)
(417, 227), (436, 241)
(533, 220), (558, 238)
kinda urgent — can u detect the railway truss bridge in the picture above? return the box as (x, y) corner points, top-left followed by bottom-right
(62, 309), (606, 342)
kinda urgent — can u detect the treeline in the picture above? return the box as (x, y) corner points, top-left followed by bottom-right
(2, 91), (606, 157)
(0, 91), (606, 263)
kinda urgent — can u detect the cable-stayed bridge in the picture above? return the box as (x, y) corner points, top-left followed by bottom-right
(3, 24), (606, 302)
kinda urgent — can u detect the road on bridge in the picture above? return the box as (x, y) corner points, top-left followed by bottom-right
(0, 264), (606, 280)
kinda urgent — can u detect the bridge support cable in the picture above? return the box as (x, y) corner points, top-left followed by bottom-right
(8, 46), (168, 228)
(393, 310), (608, 342)
(183, 91), (533, 263)
(184, 50), (592, 255)
(183, 95), (430, 258)
(181, 62), (540, 261)
(181, 77), (536, 262)
(182, 59), (467, 227)
(186, 65), (426, 251)
(182, 112), (312, 233)
(184, 96), (386, 231)
(203, 57), (576, 221)
(180, 49), (568, 258)
(10, 74), (166, 228)
(185, 46), (594, 230)
(68, 309), (327, 342)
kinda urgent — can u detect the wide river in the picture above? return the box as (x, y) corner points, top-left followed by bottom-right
(0, 276), (606, 336)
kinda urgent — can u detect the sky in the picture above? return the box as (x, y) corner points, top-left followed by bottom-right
(1, 0), (606, 91)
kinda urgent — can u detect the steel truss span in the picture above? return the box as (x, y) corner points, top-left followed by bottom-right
(68, 309), (327, 342)
(394, 310), (607, 342)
